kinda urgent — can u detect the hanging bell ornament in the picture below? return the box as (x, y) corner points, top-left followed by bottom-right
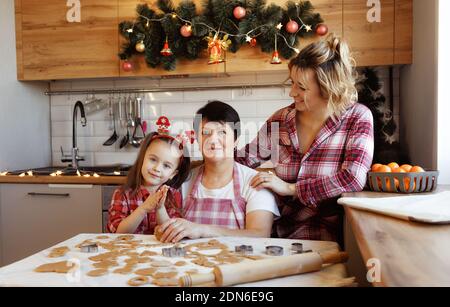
(160, 37), (173, 56)
(135, 40), (145, 53)
(208, 39), (225, 65)
(270, 51), (282, 64)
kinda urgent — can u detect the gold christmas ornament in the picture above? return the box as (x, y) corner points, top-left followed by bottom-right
(206, 33), (231, 65)
(135, 41), (145, 53)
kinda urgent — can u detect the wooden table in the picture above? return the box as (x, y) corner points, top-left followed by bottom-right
(0, 234), (348, 287)
(342, 186), (450, 286)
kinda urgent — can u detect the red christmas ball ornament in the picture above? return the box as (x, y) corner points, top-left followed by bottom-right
(250, 37), (257, 47)
(180, 24), (192, 38)
(316, 24), (329, 36)
(122, 60), (133, 72)
(286, 20), (299, 34)
(233, 6), (246, 20)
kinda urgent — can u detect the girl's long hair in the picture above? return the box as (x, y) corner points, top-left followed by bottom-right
(122, 132), (190, 212)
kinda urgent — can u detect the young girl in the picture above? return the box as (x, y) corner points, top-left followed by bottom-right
(107, 132), (190, 234)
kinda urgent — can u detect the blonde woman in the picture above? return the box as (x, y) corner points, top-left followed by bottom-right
(236, 34), (374, 244)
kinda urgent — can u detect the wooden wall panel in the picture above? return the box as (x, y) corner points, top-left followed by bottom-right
(394, 0), (413, 64)
(19, 0), (119, 80)
(343, 0), (395, 67)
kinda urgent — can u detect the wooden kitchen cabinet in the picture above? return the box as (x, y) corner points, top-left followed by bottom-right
(14, 0), (412, 80)
(15, 0), (119, 80)
(343, 0), (395, 67)
(0, 184), (102, 266)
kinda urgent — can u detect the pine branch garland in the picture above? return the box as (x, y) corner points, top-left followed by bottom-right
(119, 0), (323, 71)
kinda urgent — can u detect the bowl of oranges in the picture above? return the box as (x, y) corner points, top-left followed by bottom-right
(368, 163), (439, 193)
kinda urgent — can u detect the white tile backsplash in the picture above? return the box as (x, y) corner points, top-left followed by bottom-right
(50, 69), (399, 166)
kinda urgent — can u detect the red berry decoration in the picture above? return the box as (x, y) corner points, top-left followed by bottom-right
(122, 60), (133, 72)
(233, 6), (246, 20)
(250, 37), (257, 47)
(286, 20), (299, 34)
(316, 24), (329, 36)
(180, 24), (192, 38)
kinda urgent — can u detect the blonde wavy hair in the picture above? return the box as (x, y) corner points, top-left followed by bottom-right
(288, 34), (358, 118)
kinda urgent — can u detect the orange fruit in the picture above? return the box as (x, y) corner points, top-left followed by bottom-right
(377, 165), (392, 173)
(387, 162), (400, 170)
(403, 177), (416, 192)
(371, 164), (383, 172)
(409, 166), (425, 173)
(393, 168), (406, 174)
(400, 164), (413, 172)
(374, 165), (392, 191)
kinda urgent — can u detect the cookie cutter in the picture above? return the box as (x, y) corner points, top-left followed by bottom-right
(265, 246), (284, 256)
(291, 243), (313, 254)
(235, 245), (253, 255)
(80, 242), (98, 253)
(162, 247), (186, 257)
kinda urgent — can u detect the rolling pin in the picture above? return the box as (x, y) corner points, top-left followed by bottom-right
(180, 250), (348, 287)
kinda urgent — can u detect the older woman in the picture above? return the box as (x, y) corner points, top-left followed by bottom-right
(237, 35), (374, 243)
(157, 101), (280, 243)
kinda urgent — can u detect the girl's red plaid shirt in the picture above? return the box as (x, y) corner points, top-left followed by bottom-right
(107, 186), (182, 234)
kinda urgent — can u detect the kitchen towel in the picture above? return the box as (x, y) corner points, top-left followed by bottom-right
(338, 191), (450, 224)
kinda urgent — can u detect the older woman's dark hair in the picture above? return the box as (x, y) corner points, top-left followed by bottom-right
(193, 100), (241, 141)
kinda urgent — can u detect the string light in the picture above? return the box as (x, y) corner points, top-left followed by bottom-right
(133, 9), (314, 58)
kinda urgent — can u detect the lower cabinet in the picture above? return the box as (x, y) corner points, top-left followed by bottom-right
(0, 184), (102, 266)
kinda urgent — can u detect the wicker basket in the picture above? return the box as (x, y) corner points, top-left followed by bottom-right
(367, 171), (439, 193)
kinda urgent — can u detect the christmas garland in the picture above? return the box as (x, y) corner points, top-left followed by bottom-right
(119, 0), (327, 71)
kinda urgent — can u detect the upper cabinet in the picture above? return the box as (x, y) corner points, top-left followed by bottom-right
(15, 0), (119, 80)
(14, 0), (412, 81)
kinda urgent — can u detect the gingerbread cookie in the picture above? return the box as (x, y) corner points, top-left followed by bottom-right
(48, 246), (70, 258)
(140, 250), (158, 257)
(93, 260), (119, 269)
(151, 260), (172, 268)
(152, 271), (178, 279)
(96, 235), (110, 240)
(134, 268), (157, 276)
(113, 266), (135, 275)
(175, 261), (188, 267)
(87, 269), (108, 277)
(128, 276), (149, 287)
(116, 235), (135, 242)
(152, 278), (179, 287)
(35, 261), (77, 274)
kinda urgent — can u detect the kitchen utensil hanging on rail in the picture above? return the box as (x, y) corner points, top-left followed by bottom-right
(103, 95), (118, 146)
(130, 96), (146, 148)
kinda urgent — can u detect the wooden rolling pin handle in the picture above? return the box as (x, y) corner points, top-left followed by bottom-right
(179, 272), (216, 287)
(319, 251), (349, 265)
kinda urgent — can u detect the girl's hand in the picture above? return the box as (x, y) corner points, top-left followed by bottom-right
(158, 218), (204, 243)
(140, 186), (169, 214)
(250, 171), (296, 197)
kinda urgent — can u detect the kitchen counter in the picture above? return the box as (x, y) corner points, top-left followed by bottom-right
(341, 185), (450, 287)
(0, 234), (349, 287)
(0, 175), (126, 185)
